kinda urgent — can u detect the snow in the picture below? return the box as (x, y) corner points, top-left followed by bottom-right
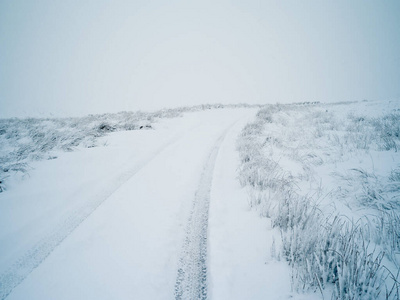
(2, 100), (396, 299)
(1, 108), (310, 300)
(235, 100), (400, 298)
(208, 119), (320, 300)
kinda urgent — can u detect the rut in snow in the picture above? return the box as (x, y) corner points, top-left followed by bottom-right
(174, 130), (228, 300)
(0, 134), (183, 300)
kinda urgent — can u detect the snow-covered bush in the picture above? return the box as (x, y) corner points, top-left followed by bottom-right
(0, 112), (147, 187)
(237, 101), (400, 299)
(0, 108), (172, 189)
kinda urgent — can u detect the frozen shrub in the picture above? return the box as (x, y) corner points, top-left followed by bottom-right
(97, 123), (116, 132)
(237, 102), (400, 299)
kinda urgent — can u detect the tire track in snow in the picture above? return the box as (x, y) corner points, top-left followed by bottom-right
(174, 126), (232, 300)
(0, 132), (186, 300)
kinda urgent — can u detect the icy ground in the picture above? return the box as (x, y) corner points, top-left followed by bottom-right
(0, 108), (319, 300)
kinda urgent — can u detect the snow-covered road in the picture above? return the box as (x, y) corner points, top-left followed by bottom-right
(0, 108), (312, 300)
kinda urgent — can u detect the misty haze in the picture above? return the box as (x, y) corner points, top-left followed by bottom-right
(1, 1), (399, 299)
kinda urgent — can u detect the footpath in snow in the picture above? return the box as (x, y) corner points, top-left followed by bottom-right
(0, 108), (318, 299)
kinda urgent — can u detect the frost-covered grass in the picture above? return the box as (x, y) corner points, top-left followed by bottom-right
(237, 101), (400, 299)
(0, 111), (156, 190)
(0, 103), (258, 192)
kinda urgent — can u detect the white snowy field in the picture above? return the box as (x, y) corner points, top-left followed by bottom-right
(0, 101), (399, 300)
(0, 108), (319, 300)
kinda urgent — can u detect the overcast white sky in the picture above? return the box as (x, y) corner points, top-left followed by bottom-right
(1, 0), (400, 117)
